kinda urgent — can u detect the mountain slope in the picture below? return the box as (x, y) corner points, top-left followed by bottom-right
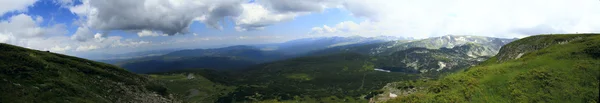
(376, 44), (491, 73)
(218, 53), (420, 102)
(313, 35), (515, 56)
(257, 36), (408, 55)
(112, 45), (285, 73)
(0, 43), (175, 103)
(163, 45), (285, 63)
(380, 34), (600, 103)
(149, 71), (236, 103)
(122, 56), (257, 73)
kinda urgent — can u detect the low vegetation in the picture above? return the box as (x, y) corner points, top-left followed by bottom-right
(0, 43), (175, 103)
(383, 34), (600, 103)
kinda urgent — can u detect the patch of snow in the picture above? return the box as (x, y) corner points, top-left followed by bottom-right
(467, 52), (477, 58)
(414, 50), (429, 53)
(420, 69), (428, 73)
(516, 53), (524, 59)
(456, 37), (467, 42)
(374, 68), (391, 72)
(328, 41), (361, 47)
(187, 73), (195, 79)
(436, 61), (446, 71)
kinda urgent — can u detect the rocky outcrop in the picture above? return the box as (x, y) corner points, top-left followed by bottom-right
(495, 34), (591, 62)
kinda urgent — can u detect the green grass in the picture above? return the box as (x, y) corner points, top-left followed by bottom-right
(385, 34), (600, 103)
(149, 73), (236, 102)
(286, 73), (313, 81)
(0, 43), (174, 102)
(218, 53), (421, 102)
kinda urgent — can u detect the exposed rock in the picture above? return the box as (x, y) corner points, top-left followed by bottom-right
(496, 35), (588, 62)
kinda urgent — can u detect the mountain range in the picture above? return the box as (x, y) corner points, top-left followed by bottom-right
(109, 35), (515, 74)
(2, 34), (597, 103)
(376, 34), (600, 103)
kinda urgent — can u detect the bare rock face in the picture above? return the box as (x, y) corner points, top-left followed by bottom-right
(495, 34), (587, 62)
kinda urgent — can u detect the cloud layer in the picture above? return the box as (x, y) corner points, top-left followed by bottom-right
(315, 0), (600, 38)
(2, 0), (600, 57)
(0, 0), (38, 16)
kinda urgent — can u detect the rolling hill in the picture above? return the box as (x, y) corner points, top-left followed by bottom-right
(110, 45), (286, 73)
(218, 53), (421, 102)
(375, 34), (599, 103)
(0, 43), (176, 102)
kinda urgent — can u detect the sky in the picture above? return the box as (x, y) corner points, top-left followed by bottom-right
(1, 0), (599, 57)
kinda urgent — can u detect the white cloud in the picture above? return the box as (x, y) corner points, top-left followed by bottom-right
(310, 21), (381, 37)
(0, 33), (17, 43)
(1, 14), (44, 38)
(76, 45), (99, 51)
(0, 0), (38, 16)
(257, 0), (341, 13)
(137, 30), (167, 37)
(234, 3), (300, 31)
(0, 13), (157, 55)
(0, 14), (69, 49)
(68, 0), (245, 35)
(65, 0), (337, 34)
(333, 0), (600, 38)
(71, 27), (94, 42)
(54, 0), (75, 7)
(0, 14), (68, 40)
(50, 45), (72, 53)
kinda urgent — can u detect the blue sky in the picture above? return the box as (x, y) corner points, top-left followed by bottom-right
(5, 0), (359, 40)
(1, 0), (599, 58)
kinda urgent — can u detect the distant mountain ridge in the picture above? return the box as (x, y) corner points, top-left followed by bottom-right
(256, 36), (411, 55)
(379, 34), (600, 103)
(376, 43), (493, 73)
(111, 35), (514, 74)
(312, 35), (516, 56)
(110, 36), (406, 73)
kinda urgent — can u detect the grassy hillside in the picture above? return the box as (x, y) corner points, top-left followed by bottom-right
(218, 53), (421, 102)
(149, 72), (236, 103)
(376, 44), (491, 74)
(0, 43), (175, 103)
(382, 34), (600, 103)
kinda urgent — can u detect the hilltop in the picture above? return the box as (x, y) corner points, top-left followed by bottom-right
(378, 34), (600, 103)
(0, 43), (176, 102)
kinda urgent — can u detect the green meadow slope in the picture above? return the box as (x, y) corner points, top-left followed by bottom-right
(383, 34), (600, 103)
(0, 43), (175, 103)
(149, 72), (236, 103)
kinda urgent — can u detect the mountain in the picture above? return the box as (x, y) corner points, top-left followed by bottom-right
(306, 35), (514, 74)
(163, 45), (286, 63)
(173, 42), (506, 102)
(114, 36), (404, 74)
(376, 34), (599, 102)
(0, 43), (176, 102)
(122, 56), (257, 74)
(148, 70), (235, 103)
(256, 36), (409, 55)
(218, 53), (421, 102)
(311, 35), (516, 56)
(86, 48), (180, 60)
(111, 45), (287, 73)
(375, 43), (493, 73)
